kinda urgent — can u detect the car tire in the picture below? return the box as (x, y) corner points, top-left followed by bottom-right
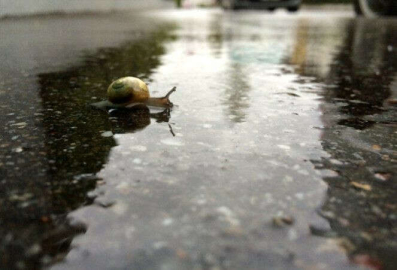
(287, 6), (299, 12)
(353, 0), (397, 17)
(268, 7), (276, 12)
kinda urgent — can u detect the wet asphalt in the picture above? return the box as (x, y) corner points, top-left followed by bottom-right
(0, 6), (397, 270)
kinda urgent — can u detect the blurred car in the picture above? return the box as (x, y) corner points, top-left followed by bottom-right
(219, 0), (301, 12)
(354, 0), (397, 16)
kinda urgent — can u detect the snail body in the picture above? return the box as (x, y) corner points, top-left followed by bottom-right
(92, 77), (176, 110)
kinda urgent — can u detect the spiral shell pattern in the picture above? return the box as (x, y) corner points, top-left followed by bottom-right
(107, 77), (150, 105)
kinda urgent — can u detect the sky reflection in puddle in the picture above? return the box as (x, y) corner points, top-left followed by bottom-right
(53, 10), (360, 270)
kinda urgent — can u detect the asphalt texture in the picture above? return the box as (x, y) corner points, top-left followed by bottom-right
(0, 6), (396, 270)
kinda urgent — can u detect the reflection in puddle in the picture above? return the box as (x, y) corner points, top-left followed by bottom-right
(223, 63), (251, 123)
(106, 106), (172, 134)
(53, 10), (358, 270)
(0, 21), (175, 268)
(1, 8), (396, 270)
(290, 16), (397, 268)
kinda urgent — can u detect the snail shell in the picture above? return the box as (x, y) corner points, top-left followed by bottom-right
(107, 77), (149, 105)
(90, 76), (176, 110)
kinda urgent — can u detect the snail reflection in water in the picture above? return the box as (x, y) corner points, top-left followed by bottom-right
(92, 77), (176, 110)
(109, 104), (172, 133)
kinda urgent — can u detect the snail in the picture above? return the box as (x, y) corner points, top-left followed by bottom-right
(92, 77), (176, 110)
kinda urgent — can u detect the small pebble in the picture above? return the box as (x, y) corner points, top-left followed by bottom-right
(374, 172), (391, 181)
(161, 138), (184, 146)
(133, 158), (142, 164)
(162, 218), (173, 226)
(101, 131), (113, 137)
(272, 216), (295, 227)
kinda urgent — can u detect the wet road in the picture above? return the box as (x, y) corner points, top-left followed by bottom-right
(1, 7), (397, 270)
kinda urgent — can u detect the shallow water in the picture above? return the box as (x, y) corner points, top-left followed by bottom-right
(1, 8), (396, 270)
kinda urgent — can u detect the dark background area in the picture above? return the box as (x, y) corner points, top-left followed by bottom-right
(303, 0), (351, 3)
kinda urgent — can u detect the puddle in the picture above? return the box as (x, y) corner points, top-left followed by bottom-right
(0, 8), (396, 270)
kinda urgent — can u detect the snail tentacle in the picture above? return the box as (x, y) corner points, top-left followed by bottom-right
(144, 87), (176, 108)
(164, 87), (176, 99)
